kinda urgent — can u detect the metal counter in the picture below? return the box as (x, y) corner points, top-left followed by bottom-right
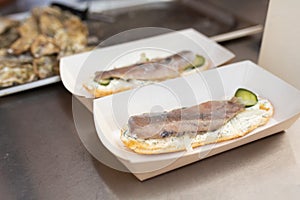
(1, 0), (300, 199)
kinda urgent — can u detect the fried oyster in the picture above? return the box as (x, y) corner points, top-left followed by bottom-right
(30, 35), (60, 58)
(0, 6), (89, 88)
(0, 18), (19, 49)
(9, 16), (39, 55)
(0, 60), (37, 87)
(33, 56), (58, 79)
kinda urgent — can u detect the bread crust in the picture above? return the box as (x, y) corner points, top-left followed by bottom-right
(83, 83), (132, 98)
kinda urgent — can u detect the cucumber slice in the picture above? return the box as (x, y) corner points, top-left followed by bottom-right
(193, 55), (205, 68)
(234, 88), (258, 107)
(99, 79), (111, 86)
(184, 55), (205, 70)
(139, 53), (150, 62)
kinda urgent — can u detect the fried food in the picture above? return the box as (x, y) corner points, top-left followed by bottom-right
(0, 6), (89, 88)
(31, 35), (60, 58)
(33, 56), (58, 79)
(0, 60), (37, 87)
(0, 17), (19, 34)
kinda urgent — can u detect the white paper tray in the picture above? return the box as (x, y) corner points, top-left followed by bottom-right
(93, 60), (300, 180)
(60, 28), (235, 98)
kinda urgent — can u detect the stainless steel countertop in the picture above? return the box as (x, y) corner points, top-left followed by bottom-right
(2, 0), (300, 199)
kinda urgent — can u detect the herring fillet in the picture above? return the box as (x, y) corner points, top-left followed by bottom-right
(128, 98), (245, 139)
(94, 51), (198, 82)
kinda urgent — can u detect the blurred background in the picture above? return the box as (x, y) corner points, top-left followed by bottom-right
(0, 0), (269, 53)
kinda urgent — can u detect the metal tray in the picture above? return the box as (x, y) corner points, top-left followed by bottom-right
(88, 0), (262, 44)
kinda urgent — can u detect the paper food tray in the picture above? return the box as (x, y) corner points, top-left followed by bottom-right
(93, 60), (300, 180)
(60, 28), (235, 101)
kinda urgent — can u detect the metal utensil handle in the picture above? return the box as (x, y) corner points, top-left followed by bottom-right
(51, 2), (89, 20)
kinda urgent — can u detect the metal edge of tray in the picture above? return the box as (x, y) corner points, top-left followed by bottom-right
(0, 76), (61, 97)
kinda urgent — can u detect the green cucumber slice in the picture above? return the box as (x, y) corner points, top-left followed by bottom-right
(99, 79), (111, 86)
(184, 55), (205, 70)
(234, 88), (258, 107)
(193, 55), (205, 68)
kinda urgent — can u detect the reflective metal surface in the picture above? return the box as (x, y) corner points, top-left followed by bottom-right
(2, 0), (300, 199)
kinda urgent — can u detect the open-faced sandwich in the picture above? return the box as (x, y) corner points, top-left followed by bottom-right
(121, 88), (274, 154)
(83, 50), (211, 98)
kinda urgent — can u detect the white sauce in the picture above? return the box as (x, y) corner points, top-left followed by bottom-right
(85, 78), (155, 92)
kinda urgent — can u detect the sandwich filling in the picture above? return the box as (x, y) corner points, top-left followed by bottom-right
(84, 51), (209, 97)
(121, 97), (273, 154)
(127, 98), (245, 139)
(93, 51), (208, 84)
